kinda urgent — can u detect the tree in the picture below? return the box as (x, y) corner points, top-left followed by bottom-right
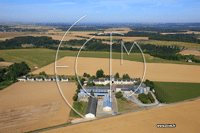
(73, 94), (78, 101)
(138, 93), (149, 104)
(115, 91), (123, 98)
(90, 90), (94, 96)
(96, 69), (104, 78)
(114, 72), (119, 79)
(87, 74), (90, 78)
(90, 75), (96, 79)
(147, 92), (155, 103)
(87, 81), (95, 86)
(122, 74), (130, 79)
(39, 71), (46, 76)
(83, 72), (87, 77)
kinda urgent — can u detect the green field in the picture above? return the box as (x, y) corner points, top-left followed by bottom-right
(70, 101), (88, 118)
(136, 40), (200, 49)
(0, 80), (14, 90)
(0, 48), (199, 71)
(153, 81), (200, 103)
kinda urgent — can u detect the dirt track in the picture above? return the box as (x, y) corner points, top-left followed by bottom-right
(0, 82), (76, 133)
(30, 56), (200, 83)
(44, 99), (200, 133)
(0, 62), (13, 66)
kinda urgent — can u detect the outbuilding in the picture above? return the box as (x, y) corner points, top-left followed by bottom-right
(85, 97), (98, 118)
(103, 97), (112, 112)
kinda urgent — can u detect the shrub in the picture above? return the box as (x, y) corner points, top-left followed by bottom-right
(138, 93), (149, 104)
(73, 93), (78, 101)
(87, 74), (90, 78)
(147, 92), (155, 103)
(0, 57), (4, 61)
(115, 91), (123, 99)
(83, 72), (87, 77)
(121, 97), (127, 102)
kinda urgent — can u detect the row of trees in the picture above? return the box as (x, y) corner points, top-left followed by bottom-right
(0, 36), (60, 49)
(138, 92), (155, 104)
(144, 79), (166, 103)
(73, 77), (86, 101)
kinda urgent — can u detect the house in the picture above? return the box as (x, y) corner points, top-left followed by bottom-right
(116, 85), (147, 94)
(85, 97), (98, 118)
(187, 59), (192, 62)
(44, 78), (52, 82)
(17, 77), (27, 82)
(61, 78), (70, 82)
(36, 77), (43, 82)
(27, 77), (35, 82)
(103, 97), (112, 112)
(53, 78), (60, 82)
(88, 77), (140, 85)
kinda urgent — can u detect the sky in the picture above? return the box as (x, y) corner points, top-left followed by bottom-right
(0, 0), (200, 23)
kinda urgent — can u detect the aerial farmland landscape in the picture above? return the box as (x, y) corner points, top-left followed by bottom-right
(0, 0), (200, 133)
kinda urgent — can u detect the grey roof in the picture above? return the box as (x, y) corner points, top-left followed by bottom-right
(62, 78), (69, 80)
(116, 85), (146, 89)
(103, 97), (112, 108)
(45, 78), (52, 79)
(85, 86), (110, 89)
(83, 86), (110, 93)
(86, 97), (98, 116)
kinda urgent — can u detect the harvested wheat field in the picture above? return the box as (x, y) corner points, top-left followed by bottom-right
(0, 62), (13, 66)
(0, 82), (76, 133)
(179, 50), (200, 56)
(30, 56), (200, 83)
(94, 36), (149, 42)
(44, 99), (200, 133)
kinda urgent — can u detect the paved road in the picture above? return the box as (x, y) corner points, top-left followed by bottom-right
(111, 84), (118, 114)
(123, 91), (159, 107)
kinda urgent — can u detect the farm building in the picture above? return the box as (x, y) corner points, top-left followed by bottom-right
(17, 77), (27, 82)
(187, 59), (193, 62)
(116, 85), (149, 94)
(78, 92), (109, 100)
(85, 97), (98, 118)
(44, 78), (52, 82)
(103, 97), (112, 112)
(78, 86), (110, 100)
(53, 78), (60, 81)
(27, 77), (35, 82)
(61, 78), (70, 82)
(88, 77), (140, 85)
(36, 77), (43, 82)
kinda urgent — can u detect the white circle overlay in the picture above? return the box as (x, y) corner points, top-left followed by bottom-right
(55, 15), (146, 119)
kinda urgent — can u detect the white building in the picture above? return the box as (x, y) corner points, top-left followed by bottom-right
(17, 77), (27, 82)
(103, 97), (112, 112)
(61, 78), (70, 82)
(44, 78), (52, 82)
(27, 77), (34, 82)
(36, 77), (43, 82)
(85, 97), (98, 119)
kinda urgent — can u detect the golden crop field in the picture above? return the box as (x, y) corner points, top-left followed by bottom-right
(30, 56), (200, 83)
(44, 99), (200, 133)
(0, 82), (76, 133)
(179, 50), (200, 56)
